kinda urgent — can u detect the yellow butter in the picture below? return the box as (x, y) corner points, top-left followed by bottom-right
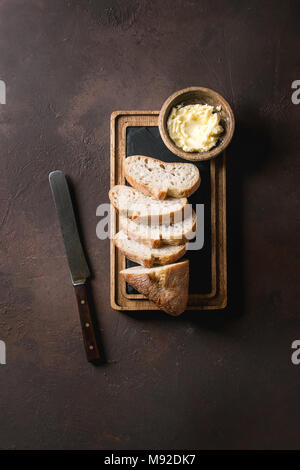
(167, 103), (223, 152)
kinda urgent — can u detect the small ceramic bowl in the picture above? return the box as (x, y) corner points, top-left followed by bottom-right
(158, 87), (235, 161)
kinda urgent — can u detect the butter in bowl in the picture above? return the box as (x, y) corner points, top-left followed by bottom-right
(158, 87), (235, 161)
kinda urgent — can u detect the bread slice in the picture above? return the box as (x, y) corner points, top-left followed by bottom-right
(120, 260), (189, 316)
(124, 155), (200, 200)
(119, 207), (196, 248)
(114, 231), (186, 268)
(109, 185), (187, 220)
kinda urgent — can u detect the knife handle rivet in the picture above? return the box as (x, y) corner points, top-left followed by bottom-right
(81, 299), (85, 305)
(89, 345), (94, 350)
(85, 322), (90, 328)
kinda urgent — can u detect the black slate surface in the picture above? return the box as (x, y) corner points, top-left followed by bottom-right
(126, 126), (212, 295)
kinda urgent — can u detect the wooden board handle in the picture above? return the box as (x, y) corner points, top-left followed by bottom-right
(74, 283), (101, 362)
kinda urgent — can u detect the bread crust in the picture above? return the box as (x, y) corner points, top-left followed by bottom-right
(114, 232), (186, 267)
(124, 172), (167, 200)
(119, 210), (197, 248)
(124, 156), (201, 200)
(109, 185), (188, 220)
(120, 260), (189, 316)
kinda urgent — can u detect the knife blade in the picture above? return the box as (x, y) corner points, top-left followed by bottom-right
(49, 170), (101, 362)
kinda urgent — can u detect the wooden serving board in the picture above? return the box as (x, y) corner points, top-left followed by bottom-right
(110, 111), (227, 311)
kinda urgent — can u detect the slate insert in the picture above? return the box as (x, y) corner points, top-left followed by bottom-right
(125, 126), (212, 295)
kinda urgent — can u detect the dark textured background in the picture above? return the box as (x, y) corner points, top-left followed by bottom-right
(0, 0), (299, 450)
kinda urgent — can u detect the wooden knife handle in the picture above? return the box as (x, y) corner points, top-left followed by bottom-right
(74, 283), (101, 362)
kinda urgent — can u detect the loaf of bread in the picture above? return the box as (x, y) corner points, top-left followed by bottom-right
(119, 207), (196, 248)
(109, 185), (187, 220)
(124, 155), (200, 200)
(114, 231), (186, 268)
(120, 260), (189, 316)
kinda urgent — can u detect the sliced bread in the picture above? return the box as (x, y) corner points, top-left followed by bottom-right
(124, 155), (200, 200)
(119, 207), (196, 248)
(109, 185), (187, 220)
(114, 231), (186, 268)
(120, 260), (189, 316)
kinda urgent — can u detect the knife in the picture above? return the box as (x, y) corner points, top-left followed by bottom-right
(49, 170), (101, 362)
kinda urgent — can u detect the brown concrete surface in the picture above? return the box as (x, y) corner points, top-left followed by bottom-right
(0, 0), (300, 450)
